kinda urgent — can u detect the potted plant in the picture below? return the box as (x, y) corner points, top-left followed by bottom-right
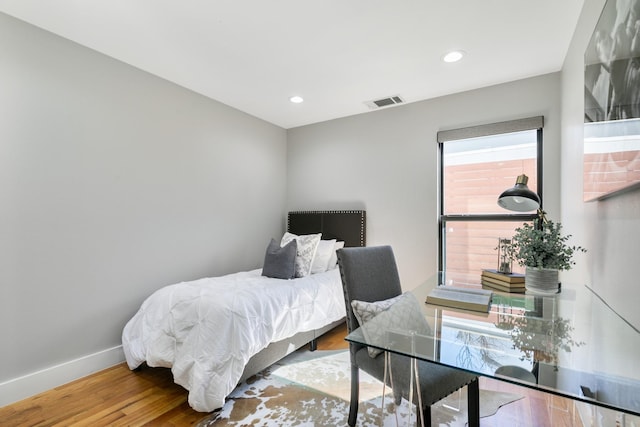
(503, 214), (586, 293)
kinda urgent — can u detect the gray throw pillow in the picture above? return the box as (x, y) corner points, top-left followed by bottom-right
(262, 238), (297, 279)
(353, 293), (431, 358)
(351, 294), (404, 357)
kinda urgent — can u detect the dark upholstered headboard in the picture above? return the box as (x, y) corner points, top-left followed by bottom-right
(287, 210), (366, 248)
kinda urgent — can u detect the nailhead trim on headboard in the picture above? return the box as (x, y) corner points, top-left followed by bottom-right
(287, 210), (366, 247)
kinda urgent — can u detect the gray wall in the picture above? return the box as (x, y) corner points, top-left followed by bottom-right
(0, 12), (286, 399)
(561, 0), (640, 329)
(287, 74), (562, 289)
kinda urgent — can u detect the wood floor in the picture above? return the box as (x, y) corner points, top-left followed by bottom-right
(0, 323), (586, 426)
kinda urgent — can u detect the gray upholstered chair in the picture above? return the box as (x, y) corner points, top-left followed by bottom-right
(337, 245), (480, 427)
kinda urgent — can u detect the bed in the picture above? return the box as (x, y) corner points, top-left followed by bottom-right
(121, 210), (366, 412)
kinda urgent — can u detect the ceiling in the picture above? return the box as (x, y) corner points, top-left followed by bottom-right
(0, 1), (585, 129)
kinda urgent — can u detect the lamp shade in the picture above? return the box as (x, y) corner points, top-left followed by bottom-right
(497, 174), (540, 212)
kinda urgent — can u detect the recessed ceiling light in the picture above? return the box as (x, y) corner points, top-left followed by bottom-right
(443, 50), (465, 63)
(289, 95), (304, 104)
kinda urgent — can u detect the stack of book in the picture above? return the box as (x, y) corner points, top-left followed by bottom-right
(426, 286), (492, 313)
(481, 269), (525, 293)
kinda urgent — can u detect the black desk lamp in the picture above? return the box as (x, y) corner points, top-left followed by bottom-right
(497, 174), (540, 212)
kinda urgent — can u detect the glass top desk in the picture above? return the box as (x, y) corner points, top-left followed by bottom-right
(345, 275), (640, 418)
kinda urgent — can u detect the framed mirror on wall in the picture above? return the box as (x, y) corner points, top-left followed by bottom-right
(584, 0), (640, 201)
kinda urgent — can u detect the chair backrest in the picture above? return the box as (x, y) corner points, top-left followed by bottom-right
(336, 246), (402, 334)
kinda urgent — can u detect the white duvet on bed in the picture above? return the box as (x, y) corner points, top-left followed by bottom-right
(122, 268), (345, 412)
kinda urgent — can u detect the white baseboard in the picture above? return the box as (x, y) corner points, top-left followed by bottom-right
(0, 345), (125, 408)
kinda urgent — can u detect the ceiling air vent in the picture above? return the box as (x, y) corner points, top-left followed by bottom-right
(365, 95), (405, 109)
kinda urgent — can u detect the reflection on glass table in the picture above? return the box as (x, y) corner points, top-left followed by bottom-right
(345, 276), (640, 419)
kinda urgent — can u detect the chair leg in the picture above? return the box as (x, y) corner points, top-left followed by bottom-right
(394, 392), (402, 405)
(421, 406), (431, 427)
(467, 378), (480, 427)
(348, 364), (360, 427)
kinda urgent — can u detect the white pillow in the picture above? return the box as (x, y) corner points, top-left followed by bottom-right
(311, 239), (337, 274)
(280, 232), (321, 278)
(327, 241), (345, 270)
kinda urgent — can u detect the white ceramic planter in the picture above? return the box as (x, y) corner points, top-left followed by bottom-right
(525, 267), (559, 294)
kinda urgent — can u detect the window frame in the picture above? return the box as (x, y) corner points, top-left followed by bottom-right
(436, 117), (544, 277)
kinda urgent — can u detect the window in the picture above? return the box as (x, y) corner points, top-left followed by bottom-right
(437, 117), (543, 287)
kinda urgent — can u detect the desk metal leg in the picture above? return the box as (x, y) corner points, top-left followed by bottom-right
(413, 358), (425, 427)
(384, 352), (402, 426)
(467, 378), (480, 427)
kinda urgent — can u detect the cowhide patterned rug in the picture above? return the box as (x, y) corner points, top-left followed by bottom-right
(196, 350), (522, 427)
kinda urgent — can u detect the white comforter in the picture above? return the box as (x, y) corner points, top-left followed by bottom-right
(122, 268), (345, 412)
